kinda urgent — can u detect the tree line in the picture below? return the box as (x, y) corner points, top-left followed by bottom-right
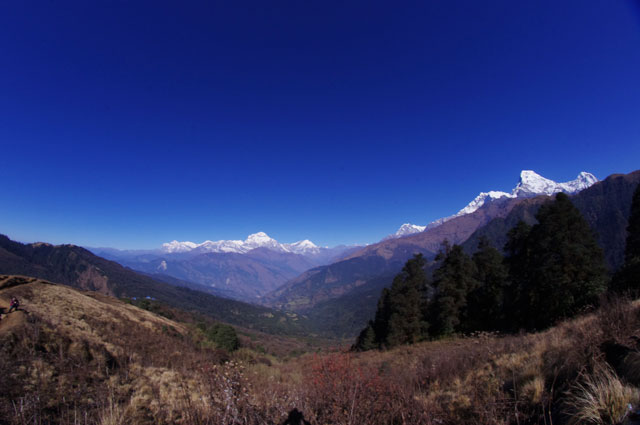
(355, 186), (640, 351)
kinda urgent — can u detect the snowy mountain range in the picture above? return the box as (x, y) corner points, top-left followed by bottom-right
(90, 232), (361, 301)
(162, 232), (321, 255)
(391, 170), (598, 238)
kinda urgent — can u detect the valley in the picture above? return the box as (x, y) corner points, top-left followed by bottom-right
(3, 2), (639, 422)
(2, 168), (639, 425)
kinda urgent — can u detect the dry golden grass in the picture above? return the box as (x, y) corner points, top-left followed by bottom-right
(564, 363), (638, 425)
(3, 274), (640, 425)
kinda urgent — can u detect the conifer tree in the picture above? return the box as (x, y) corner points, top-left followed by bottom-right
(626, 184), (640, 265)
(384, 253), (429, 346)
(354, 254), (429, 350)
(430, 242), (478, 337)
(353, 321), (377, 351)
(613, 183), (640, 294)
(504, 220), (532, 330)
(509, 193), (608, 329)
(371, 287), (391, 346)
(466, 237), (509, 332)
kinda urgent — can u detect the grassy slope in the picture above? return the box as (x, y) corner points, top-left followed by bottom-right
(0, 275), (220, 424)
(3, 273), (640, 424)
(277, 297), (640, 425)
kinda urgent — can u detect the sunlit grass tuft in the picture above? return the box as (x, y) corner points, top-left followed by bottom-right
(564, 363), (638, 425)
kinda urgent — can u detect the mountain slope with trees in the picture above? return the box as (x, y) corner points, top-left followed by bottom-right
(464, 170), (640, 269)
(612, 182), (640, 294)
(266, 195), (527, 312)
(356, 192), (611, 350)
(273, 170), (639, 338)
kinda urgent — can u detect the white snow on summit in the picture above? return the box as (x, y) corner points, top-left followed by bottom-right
(390, 170), (598, 239)
(161, 232), (320, 255)
(284, 239), (321, 255)
(511, 170), (597, 198)
(195, 239), (245, 254)
(243, 232), (283, 251)
(161, 240), (198, 253)
(393, 223), (427, 237)
(454, 191), (512, 217)
(556, 171), (598, 194)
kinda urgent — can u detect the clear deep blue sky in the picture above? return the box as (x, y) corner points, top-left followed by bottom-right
(1, 0), (640, 249)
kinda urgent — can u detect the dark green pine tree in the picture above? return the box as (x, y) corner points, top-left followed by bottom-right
(354, 254), (429, 350)
(466, 237), (509, 332)
(430, 242), (478, 337)
(371, 287), (391, 347)
(626, 184), (640, 265)
(353, 321), (377, 352)
(504, 221), (532, 282)
(514, 193), (608, 330)
(613, 183), (640, 294)
(504, 220), (532, 330)
(384, 253), (430, 347)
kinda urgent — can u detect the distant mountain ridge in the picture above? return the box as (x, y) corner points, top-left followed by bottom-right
(0, 234), (312, 335)
(162, 232), (322, 255)
(92, 237), (360, 302)
(109, 248), (318, 300)
(389, 170), (598, 238)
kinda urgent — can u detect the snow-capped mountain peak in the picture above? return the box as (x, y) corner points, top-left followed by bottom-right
(511, 170), (597, 198)
(388, 170), (598, 239)
(161, 240), (198, 253)
(245, 232), (272, 243)
(455, 191), (511, 216)
(557, 171), (598, 193)
(512, 170), (560, 197)
(284, 239), (321, 254)
(290, 239), (317, 249)
(455, 170), (598, 219)
(244, 232), (282, 250)
(394, 223), (427, 237)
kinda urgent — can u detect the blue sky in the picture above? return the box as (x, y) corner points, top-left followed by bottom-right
(1, 0), (640, 249)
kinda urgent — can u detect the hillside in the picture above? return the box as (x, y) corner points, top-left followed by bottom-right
(571, 170), (640, 269)
(0, 236), (312, 336)
(0, 274), (189, 345)
(3, 274), (640, 424)
(0, 274), (204, 424)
